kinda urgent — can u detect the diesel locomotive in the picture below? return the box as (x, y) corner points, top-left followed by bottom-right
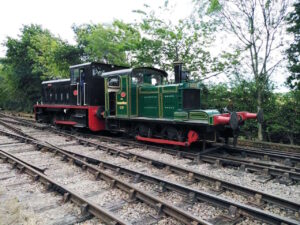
(34, 62), (262, 147)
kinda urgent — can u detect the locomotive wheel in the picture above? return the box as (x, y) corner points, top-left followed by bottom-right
(70, 127), (78, 134)
(138, 124), (152, 138)
(51, 117), (56, 126)
(165, 126), (181, 141)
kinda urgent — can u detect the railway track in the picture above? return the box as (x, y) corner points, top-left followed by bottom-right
(0, 149), (122, 224)
(0, 117), (300, 224)
(0, 134), (207, 224)
(237, 139), (300, 154)
(2, 111), (300, 155)
(0, 153), (99, 225)
(1, 115), (300, 184)
(2, 111), (300, 158)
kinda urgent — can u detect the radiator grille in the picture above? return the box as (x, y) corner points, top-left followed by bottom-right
(183, 89), (200, 109)
(189, 111), (208, 120)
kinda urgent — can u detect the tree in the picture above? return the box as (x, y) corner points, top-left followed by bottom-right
(73, 21), (141, 66)
(202, 79), (299, 143)
(286, 1), (300, 90)
(133, 3), (232, 79)
(32, 36), (82, 78)
(206, 0), (290, 140)
(266, 91), (300, 144)
(1, 24), (81, 111)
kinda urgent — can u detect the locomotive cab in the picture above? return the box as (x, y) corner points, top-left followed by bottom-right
(69, 63), (127, 106)
(102, 67), (168, 118)
(35, 62), (127, 131)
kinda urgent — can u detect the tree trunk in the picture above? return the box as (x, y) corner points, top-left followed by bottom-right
(257, 89), (263, 141)
(267, 132), (272, 142)
(288, 134), (294, 145)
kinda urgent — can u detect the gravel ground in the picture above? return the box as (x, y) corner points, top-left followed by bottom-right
(237, 218), (267, 225)
(75, 218), (105, 225)
(2, 123), (300, 224)
(117, 202), (157, 223)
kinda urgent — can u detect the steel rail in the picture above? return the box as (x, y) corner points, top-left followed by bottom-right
(32, 144), (300, 225)
(207, 153), (300, 173)
(237, 139), (300, 154)
(3, 115), (300, 162)
(0, 119), (38, 140)
(0, 129), (300, 224)
(2, 113), (300, 158)
(0, 119), (300, 212)
(0, 131), (211, 225)
(73, 135), (300, 182)
(3, 117), (300, 181)
(1, 117), (300, 182)
(0, 149), (128, 225)
(0, 147), (46, 173)
(224, 144), (300, 158)
(2, 111), (300, 155)
(221, 145), (300, 166)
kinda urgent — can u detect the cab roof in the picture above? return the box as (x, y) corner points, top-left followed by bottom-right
(69, 62), (128, 70)
(101, 67), (168, 78)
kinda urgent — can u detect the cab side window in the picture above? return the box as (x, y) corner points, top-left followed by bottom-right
(71, 69), (80, 84)
(108, 76), (120, 88)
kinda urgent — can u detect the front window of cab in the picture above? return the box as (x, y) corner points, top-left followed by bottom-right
(132, 69), (165, 86)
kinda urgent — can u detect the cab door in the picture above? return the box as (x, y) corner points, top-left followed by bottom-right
(70, 68), (87, 106)
(78, 69), (87, 105)
(116, 76), (129, 117)
(70, 68), (79, 105)
(105, 76), (120, 116)
(130, 75), (139, 117)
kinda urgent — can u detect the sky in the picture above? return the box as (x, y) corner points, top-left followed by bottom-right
(0, 0), (290, 92)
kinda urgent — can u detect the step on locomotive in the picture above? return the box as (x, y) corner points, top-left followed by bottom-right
(34, 62), (263, 147)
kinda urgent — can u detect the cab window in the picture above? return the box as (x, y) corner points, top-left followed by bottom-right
(92, 66), (104, 76)
(131, 74), (143, 85)
(71, 69), (80, 84)
(144, 74), (162, 86)
(151, 74), (161, 86)
(108, 76), (120, 87)
(133, 69), (164, 86)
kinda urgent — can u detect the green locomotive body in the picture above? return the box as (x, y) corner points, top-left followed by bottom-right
(103, 68), (219, 122)
(102, 65), (260, 146)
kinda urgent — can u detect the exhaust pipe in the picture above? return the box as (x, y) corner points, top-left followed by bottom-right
(174, 61), (183, 83)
